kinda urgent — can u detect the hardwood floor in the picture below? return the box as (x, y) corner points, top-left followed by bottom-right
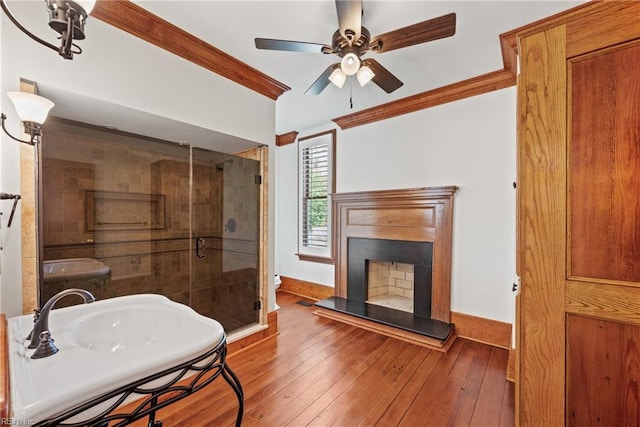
(133, 291), (514, 426)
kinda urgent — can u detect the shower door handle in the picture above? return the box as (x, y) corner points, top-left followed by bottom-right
(196, 238), (206, 258)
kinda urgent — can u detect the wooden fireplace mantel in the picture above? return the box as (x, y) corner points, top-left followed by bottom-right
(332, 186), (458, 323)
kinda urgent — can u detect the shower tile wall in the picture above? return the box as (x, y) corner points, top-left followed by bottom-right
(42, 133), (191, 305)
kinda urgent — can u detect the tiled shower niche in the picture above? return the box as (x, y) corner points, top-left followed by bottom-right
(40, 119), (261, 333)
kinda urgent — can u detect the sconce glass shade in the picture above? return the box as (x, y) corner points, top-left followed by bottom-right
(329, 68), (347, 89)
(7, 92), (55, 125)
(340, 52), (360, 76)
(357, 65), (375, 87)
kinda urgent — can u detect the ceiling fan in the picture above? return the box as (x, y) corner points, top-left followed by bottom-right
(255, 0), (456, 95)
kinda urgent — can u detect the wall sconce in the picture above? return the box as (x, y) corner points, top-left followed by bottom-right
(0, 0), (95, 59)
(1, 92), (55, 145)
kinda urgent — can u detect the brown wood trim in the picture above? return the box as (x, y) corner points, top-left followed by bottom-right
(275, 131), (299, 147)
(507, 348), (516, 383)
(227, 310), (278, 355)
(516, 25), (567, 426)
(296, 253), (335, 265)
(278, 276), (334, 301)
(506, 1), (625, 46)
(20, 80), (38, 315)
(450, 311), (511, 350)
(566, 280), (640, 325)
(0, 315), (8, 424)
(565, 2), (640, 58)
(332, 69), (515, 130)
(92, 0), (290, 100)
(313, 307), (456, 352)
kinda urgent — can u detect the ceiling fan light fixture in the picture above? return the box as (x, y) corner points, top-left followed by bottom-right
(329, 68), (347, 89)
(340, 52), (360, 76)
(357, 65), (375, 87)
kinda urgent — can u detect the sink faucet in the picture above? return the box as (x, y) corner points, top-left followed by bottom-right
(28, 288), (96, 352)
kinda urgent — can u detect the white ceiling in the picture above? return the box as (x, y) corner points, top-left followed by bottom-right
(133, 0), (583, 134)
(4, 0), (585, 149)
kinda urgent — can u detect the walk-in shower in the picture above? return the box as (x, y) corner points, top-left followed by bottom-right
(39, 118), (262, 333)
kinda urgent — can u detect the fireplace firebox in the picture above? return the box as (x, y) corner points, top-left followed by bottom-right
(348, 238), (433, 317)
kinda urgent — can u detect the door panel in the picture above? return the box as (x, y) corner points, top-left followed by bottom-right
(569, 42), (640, 283)
(567, 314), (640, 426)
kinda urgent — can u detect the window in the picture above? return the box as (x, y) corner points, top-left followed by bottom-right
(298, 130), (336, 263)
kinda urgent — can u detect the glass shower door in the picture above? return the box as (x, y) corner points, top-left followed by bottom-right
(191, 148), (261, 332)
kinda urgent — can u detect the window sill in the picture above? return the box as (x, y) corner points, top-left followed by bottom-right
(296, 253), (335, 265)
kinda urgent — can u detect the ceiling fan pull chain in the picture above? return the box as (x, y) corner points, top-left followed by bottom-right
(350, 77), (353, 109)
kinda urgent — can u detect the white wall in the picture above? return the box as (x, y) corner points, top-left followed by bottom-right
(0, 5), (277, 316)
(276, 88), (517, 324)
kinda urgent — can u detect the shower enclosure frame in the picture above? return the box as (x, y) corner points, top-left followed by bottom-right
(22, 118), (269, 337)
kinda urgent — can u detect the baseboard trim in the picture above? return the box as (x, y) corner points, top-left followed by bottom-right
(227, 310), (278, 355)
(450, 311), (512, 350)
(279, 276), (512, 349)
(279, 276), (334, 301)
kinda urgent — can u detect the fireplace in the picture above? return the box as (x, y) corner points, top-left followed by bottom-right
(314, 186), (457, 350)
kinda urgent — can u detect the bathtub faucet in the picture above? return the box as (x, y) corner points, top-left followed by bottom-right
(27, 288), (96, 355)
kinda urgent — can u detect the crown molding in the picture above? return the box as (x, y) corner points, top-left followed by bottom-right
(275, 131), (299, 147)
(92, 0), (290, 100)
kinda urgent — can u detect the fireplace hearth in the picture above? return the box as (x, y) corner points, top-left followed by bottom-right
(314, 186), (458, 349)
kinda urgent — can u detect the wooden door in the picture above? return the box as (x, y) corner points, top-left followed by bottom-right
(516, 3), (640, 426)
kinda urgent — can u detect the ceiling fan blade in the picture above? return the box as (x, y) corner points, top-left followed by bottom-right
(255, 38), (331, 54)
(305, 64), (339, 95)
(371, 12), (456, 53)
(366, 59), (403, 93)
(335, 0), (362, 42)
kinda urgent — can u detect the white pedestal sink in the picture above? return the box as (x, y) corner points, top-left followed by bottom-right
(7, 294), (242, 425)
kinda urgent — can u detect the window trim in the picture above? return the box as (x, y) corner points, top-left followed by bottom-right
(297, 129), (336, 264)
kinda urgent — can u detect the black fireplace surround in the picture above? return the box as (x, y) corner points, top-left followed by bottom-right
(316, 237), (453, 341)
(348, 237), (433, 317)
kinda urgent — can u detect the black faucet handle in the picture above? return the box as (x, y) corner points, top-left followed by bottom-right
(25, 308), (41, 341)
(31, 331), (59, 359)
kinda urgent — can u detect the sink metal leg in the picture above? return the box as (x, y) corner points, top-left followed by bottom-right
(222, 364), (244, 427)
(146, 397), (162, 427)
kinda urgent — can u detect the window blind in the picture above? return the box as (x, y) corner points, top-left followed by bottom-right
(301, 143), (329, 248)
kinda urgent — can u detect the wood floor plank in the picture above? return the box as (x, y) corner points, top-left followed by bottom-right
(284, 338), (400, 426)
(305, 341), (416, 425)
(125, 292), (514, 426)
(159, 318), (363, 425)
(354, 346), (432, 426)
(362, 347), (445, 426)
(245, 332), (388, 425)
(498, 381), (516, 427)
(469, 347), (509, 426)
(398, 340), (479, 426)
(447, 344), (493, 426)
